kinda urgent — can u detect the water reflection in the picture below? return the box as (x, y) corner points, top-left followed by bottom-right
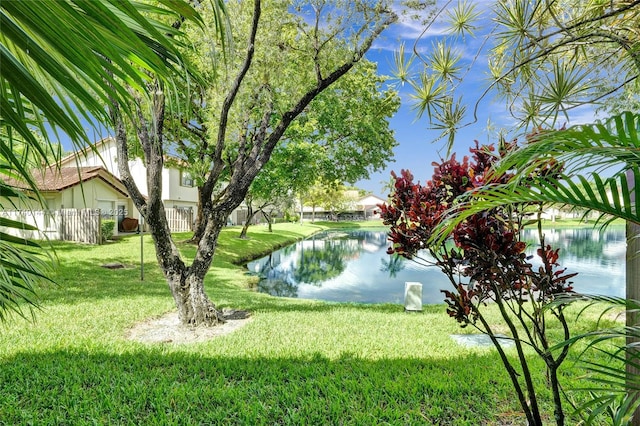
(521, 227), (626, 297)
(247, 227), (627, 304)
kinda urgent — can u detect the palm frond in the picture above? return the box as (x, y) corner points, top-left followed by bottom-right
(445, 0), (481, 37)
(553, 294), (640, 424)
(432, 167), (639, 244)
(429, 112), (640, 244)
(497, 111), (640, 177)
(0, 228), (53, 321)
(0, 0), (227, 322)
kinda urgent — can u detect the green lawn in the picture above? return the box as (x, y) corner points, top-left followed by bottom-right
(0, 222), (620, 425)
(540, 217), (626, 228)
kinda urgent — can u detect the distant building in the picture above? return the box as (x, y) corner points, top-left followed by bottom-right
(300, 193), (386, 221)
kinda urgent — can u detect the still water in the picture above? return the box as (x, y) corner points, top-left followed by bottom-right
(246, 227), (627, 305)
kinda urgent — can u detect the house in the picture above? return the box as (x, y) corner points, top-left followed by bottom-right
(61, 137), (246, 227)
(1, 165), (133, 240)
(300, 193), (387, 221)
(32, 166), (132, 217)
(358, 194), (386, 220)
(60, 137), (199, 214)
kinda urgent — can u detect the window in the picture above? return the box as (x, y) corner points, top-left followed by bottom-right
(180, 171), (194, 187)
(97, 200), (115, 219)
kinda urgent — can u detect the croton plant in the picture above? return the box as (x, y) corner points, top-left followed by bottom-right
(379, 141), (576, 426)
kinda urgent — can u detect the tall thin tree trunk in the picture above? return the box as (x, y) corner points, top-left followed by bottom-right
(189, 186), (209, 244)
(299, 196), (304, 224)
(627, 170), (640, 425)
(239, 204), (255, 239)
(262, 210), (272, 232)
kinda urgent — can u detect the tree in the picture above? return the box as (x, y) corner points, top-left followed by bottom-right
(108, 0), (400, 326)
(304, 181), (332, 222)
(397, 2), (640, 420)
(396, 0), (640, 146)
(238, 141), (319, 238)
(427, 112), (640, 423)
(380, 141), (576, 425)
(0, 0), (209, 320)
(303, 180), (354, 222)
(169, 36), (399, 242)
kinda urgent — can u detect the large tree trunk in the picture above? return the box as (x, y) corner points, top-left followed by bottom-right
(168, 267), (226, 326)
(162, 210), (229, 326)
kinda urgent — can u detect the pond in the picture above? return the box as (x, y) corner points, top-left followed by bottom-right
(246, 227), (627, 305)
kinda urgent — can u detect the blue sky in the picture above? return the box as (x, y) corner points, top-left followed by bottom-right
(355, 4), (510, 197)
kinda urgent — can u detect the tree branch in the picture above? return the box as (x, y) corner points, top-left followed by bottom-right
(206, 0), (261, 195)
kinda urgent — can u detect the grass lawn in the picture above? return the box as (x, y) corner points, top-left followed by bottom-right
(0, 221), (621, 425)
(539, 217), (626, 228)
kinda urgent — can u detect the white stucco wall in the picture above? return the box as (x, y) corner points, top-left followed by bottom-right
(165, 168), (199, 205)
(62, 139), (119, 175)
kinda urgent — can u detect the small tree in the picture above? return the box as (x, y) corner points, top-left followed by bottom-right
(109, 0), (399, 326)
(238, 141), (320, 238)
(379, 142), (576, 426)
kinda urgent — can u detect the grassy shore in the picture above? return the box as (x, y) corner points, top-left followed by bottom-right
(0, 222), (619, 424)
(539, 217), (626, 228)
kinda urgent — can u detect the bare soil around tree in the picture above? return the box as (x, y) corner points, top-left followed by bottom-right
(126, 310), (252, 344)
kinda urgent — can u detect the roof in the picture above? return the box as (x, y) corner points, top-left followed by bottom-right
(358, 194), (386, 207)
(3, 166), (129, 197)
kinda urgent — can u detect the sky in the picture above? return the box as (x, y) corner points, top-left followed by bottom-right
(353, 2), (503, 197)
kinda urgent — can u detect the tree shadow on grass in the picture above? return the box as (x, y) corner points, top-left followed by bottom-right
(0, 349), (530, 425)
(43, 247), (421, 318)
(43, 233), (427, 317)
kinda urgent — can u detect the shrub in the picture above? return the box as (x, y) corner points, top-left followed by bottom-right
(101, 220), (116, 243)
(284, 212), (299, 223)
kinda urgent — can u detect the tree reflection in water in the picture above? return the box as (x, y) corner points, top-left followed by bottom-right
(380, 253), (405, 278)
(253, 230), (384, 296)
(248, 227), (625, 304)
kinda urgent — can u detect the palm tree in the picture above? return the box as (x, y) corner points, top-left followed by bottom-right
(0, 0), (223, 320)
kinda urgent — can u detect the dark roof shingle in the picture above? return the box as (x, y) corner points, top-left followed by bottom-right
(3, 166), (129, 197)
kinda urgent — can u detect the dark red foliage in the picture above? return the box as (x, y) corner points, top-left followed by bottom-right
(534, 245), (577, 295)
(442, 284), (478, 325)
(378, 141), (576, 326)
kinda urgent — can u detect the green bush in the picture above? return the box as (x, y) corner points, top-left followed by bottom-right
(283, 212), (299, 223)
(101, 220), (115, 243)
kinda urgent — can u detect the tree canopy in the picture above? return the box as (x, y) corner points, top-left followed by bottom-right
(167, 2), (399, 241)
(109, 0), (401, 326)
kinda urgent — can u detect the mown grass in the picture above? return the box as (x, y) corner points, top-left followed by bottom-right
(539, 217), (626, 228)
(0, 221), (621, 425)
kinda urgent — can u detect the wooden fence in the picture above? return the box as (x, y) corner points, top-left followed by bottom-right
(165, 207), (193, 232)
(0, 208), (102, 244)
(59, 208), (102, 244)
(1, 207), (194, 243)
